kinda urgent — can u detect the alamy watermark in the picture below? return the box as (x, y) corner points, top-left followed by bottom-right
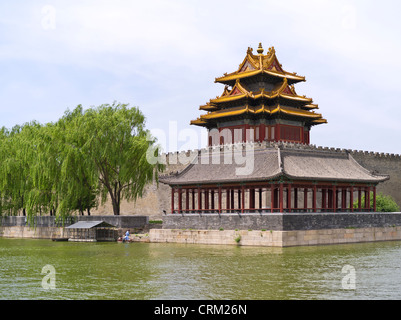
(341, 265), (356, 290)
(41, 264), (56, 290)
(146, 121), (256, 176)
(41, 5), (56, 30)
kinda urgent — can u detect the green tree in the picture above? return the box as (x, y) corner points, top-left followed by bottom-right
(51, 107), (98, 217)
(26, 122), (60, 218)
(353, 192), (400, 212)
(0, 127), (10, 215)
(65, 102), (164, 215)
(0, 123), (41, 218)
(0, 102), (162, 219)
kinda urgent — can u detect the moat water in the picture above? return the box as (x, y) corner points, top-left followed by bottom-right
(1, 238), (401, 300)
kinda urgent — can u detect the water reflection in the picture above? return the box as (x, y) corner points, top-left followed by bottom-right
(1, 239), (401, 299)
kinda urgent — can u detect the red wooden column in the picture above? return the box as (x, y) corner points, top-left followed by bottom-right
(332, 185), (337, 212)
(192, 189), (195, 212)
(328, 189), (333, 211)
(218, 187), (222, 214)
(241, 185), (245, 214)
(312, 184), (317, 213)
(244, 124), (250, 142)
(231, 189), (235, 211)
(304, 188), (308, 212)
(238, 188), (241, 211)
(249, 188), (255, 210)
(185, 189), (189, 213)
(373, 186), (377, 212)
(259, 124), (266, 142)
(364, 187), (368, 210)
(294, 187), (298, 210)
(366, 186), (371, 211)
(178, 188), (182, 213)
(259, 188), (263, 210)
(341, 188), (347, 212)
(358, 187), (362, 211)
(350, 186), (354, 212)
(197, 187), (202, 212)
(279, 183), (284, 213)
(287, 184), (292, 213)
(226, 188), (230, 213)
(171, 187), (175, 213)
(321, 188), (327, 212)
(271, 185), (275, 213)
(336, 189), (340, 211)
(211, 189), (215, 211)
(276, 124), (281, 142)
(205, 189), (209, 211)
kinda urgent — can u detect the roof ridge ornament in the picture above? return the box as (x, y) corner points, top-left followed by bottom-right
(268, 46), (276, 55)
(257, 43), (264, 55)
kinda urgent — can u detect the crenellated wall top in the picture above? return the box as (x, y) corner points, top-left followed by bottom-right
(161, 141), (401, 161)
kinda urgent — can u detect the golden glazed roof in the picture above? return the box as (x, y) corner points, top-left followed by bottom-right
(191, 43), (327, 128)
(215, 44), (305, 85)
(190, 104), (327, 126)
(206, 78), (313, 106)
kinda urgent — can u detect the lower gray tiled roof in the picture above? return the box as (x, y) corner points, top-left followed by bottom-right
(160, 145), (389, 186)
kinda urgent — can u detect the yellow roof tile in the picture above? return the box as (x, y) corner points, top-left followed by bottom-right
(194, 104), (325, 122)
(215, 44), (305, 84)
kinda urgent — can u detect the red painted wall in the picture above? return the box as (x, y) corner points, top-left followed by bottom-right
(208, 124), (308, 145)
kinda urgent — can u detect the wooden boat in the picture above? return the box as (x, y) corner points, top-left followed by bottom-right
(117, 237), (133, 243)
(51, 238), (69, 242)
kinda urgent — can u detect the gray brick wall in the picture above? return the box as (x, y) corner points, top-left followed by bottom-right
(351, 151), (401, 208)
(0, 215), (149, 229)
(163, 212), (401, 231)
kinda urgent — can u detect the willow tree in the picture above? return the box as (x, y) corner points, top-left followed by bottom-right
(26, 108), (98, 220)
(0, 127), (10, 215)
(54, 106), (98, 216)
(26, 122), (60, 217)
(68, 102), (164, 215)
(0, 102), (162, 219)
(0, 123), (41, 217)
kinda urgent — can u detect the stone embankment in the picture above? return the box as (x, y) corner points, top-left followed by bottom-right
(3, 213), (401, 248)
(148, 227), (401, 247)
(149, 212), (401, 247)
(0, 215), (151, 240)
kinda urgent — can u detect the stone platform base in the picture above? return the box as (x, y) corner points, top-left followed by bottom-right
(149, 226), (401, 247)
(162, 212), (401, 231)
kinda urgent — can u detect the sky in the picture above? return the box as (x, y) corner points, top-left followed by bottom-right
(0, 0), (400, 154)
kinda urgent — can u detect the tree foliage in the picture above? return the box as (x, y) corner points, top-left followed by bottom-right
(0, 102), (164, 220)
(353, 192), (400, 212)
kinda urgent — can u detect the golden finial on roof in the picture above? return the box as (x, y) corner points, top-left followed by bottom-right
(257, 43), (264, 54)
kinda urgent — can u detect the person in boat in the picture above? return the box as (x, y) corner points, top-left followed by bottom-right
(124, 230), (130, 242)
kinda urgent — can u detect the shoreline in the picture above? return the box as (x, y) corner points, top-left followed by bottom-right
(2, 225), (401, 247)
